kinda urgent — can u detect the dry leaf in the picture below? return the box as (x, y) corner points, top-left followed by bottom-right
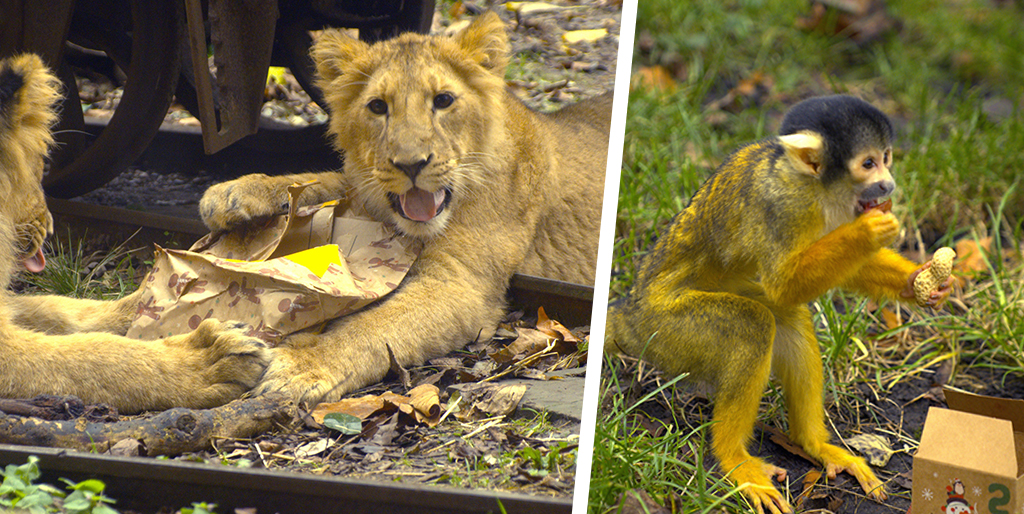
(845, 433), (894, 467)
(795, 469), (824, 509)
(386, 343), (412, 389)
(311, 395), (387, 423)
(536, 306), (579, 342)
(451, 382), (528, 421)
(409, 384), (442, 427)
(954, 237), (991, 274)
(562, 28), (608, 44)
(758, 422), (821, 466)
(490, 328), (554, 364)
(505, 1), (565, 15)
(449, 0), (466, 18)
(707, 71), (773, 113)
(294, 438), (332, 459)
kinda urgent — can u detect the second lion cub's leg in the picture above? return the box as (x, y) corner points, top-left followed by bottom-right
(8, 289), (142, 335)
(0, 319), (271, 413)
(773, 305), (887, 501)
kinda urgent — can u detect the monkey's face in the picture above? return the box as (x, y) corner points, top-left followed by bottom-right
(848, 145), (895, 216)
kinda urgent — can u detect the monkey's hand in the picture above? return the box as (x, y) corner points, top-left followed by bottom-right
(900, 262), (955, 308)
(816, 444), (888, 501)
(727, 459), (792, 514)
(856, 210), (900, 250)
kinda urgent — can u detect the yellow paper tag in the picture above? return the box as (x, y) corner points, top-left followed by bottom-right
(283, 244), (343, 278)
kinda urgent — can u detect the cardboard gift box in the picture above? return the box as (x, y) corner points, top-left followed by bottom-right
(912, 387), (1024, 514)
(126, 182), (421, 344)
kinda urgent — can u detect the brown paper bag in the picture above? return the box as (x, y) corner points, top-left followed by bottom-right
(127, 182), (421, 344)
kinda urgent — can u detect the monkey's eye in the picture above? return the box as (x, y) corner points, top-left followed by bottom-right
(884, 150), (891, 165)
(862, 158), (876, 170)
(368, 98), (388, 115)
(433, 92), (455, 109)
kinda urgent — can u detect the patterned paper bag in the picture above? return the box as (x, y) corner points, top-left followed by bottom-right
(127, 182), (421, 344)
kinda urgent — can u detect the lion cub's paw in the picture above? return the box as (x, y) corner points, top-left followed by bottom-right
(175, 319), (272, 395)
(199, 175), (288, 232)
(253, 357), (336, 407)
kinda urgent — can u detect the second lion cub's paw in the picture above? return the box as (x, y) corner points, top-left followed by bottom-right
(199, 174), (289, 232)
(175, 319), (272, 406)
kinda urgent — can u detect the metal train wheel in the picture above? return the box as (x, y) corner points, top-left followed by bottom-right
(43, 0), (180, 199)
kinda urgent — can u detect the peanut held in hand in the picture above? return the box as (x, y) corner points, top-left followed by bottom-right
(914, 247), (955, 307)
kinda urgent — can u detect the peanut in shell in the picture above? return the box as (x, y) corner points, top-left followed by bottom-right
(913, 247), (955, 306)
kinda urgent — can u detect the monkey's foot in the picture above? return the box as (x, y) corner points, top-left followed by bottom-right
(817, 444), (887, 501)
(725, 459), (792, 514)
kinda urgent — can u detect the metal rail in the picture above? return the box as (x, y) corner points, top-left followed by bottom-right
(0, 444), (573, 514)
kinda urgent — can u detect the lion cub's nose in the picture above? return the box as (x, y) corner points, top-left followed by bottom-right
(392, 154), (432, 181)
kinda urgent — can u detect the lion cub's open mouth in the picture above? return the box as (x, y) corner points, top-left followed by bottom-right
(390, 187), (452, 222)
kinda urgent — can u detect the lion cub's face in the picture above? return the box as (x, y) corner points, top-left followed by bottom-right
(0, 54), (60, 274)
(312, 13), (511, 239)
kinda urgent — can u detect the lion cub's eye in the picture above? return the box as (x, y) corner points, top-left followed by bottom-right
(433, 93), (455, 109)
(367, 98), (388, 115)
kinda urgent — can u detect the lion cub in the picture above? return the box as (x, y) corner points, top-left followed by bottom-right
(198, 12), (612, 404)
(0, 54), (270, 413)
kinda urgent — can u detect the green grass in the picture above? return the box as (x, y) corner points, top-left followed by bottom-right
(596, 0), (1024, 511)
(15, 231), (140, 300)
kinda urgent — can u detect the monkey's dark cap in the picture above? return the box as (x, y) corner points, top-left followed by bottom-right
(780, 95), (894, 184)
(780, 95), (893, 141)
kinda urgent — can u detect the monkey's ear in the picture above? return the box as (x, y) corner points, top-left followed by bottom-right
(780, 132), (824, 177)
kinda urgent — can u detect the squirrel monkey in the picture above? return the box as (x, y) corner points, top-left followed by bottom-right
(607, 95), (953, 514)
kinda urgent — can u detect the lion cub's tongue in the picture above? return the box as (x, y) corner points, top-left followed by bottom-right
(23, 248), (46, 273)
(400, 188), (445, 222)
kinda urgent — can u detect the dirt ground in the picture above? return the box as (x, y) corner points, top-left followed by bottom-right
(604, 349), (1024, 514)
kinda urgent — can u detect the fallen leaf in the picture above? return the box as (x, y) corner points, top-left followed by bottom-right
(536, 306), (579, 342)
(794, 469), (825, 509)
(311, 395), (388, 423)
(490, 328), (554, 364)
(451, 383), (528, 421)
(845, 433), (894, 467)
(386, 343), (412, 389)
(448, 0), (466, 18)
(323, 412), (362, 435)
(954, 237), (991, 274)
(505, 1), (565, 15)
(630, 66), (677, 93)
(294, 438), (332, 459)
(562, 28), (608, 44)
(758, 422), (821, 466)
(474, 384), (527, 419)
(707, 71), (773, 113)
(409, 384), (441, 426)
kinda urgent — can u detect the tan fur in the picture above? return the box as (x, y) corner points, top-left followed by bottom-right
(0, 54), (270, 413)
(198, 12), (611, 404)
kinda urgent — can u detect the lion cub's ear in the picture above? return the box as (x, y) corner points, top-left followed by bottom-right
(453, 11), (510, 77)
(311, 30), (371, 85)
